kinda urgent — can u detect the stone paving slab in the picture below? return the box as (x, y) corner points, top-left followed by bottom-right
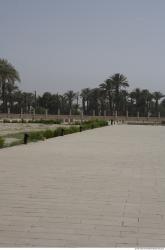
(0, 125), (165, 247)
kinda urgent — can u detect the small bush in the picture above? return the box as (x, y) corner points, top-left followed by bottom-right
(29, 131), (44, 141)
(0, 137), (4, 148)
(43, 129), (54, 139)
(81, 119), (108, 130)
(73, 121), (81, 125)
(53, 127), (64, 137)
(29, 119), (62, 124)
(11, 119), (19, 123)
(66, 126), (79, 134)
(21, 119), (27, 123)
(3, 119), (11, 123)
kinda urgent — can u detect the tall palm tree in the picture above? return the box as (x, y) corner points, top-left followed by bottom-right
(99, 79), (114, 115)
(0, 59), (20, 112)
(119, 90), (129, 114)
(64, 90), (77, 115)
(109, 73), (129, 112)
(152, 91), (164, 115)
(141, 89), (153, 115)
(5, 82), (19, 112)
(58, 95), (67, 115)
(87, 88), (101, 116)
(80, 88), (91, 115)
(129, 88), (141, 115)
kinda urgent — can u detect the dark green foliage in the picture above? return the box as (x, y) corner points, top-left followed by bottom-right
(0, 120), (108, 149)
(82, 119), (108, 130)
(21, 119), (27, 123)
(43, 129), (54, 139)
(0, 137), (4, 148)
(53, 127), (65, 137)
(64, 126), (79, 135)
(29, 131), (44, 141)
(1, 59), (165, 117)
(11, 119), (19, 123)
(3, 119), (11, 123)
(29, 119), (62, 124)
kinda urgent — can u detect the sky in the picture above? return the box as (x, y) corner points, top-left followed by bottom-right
(0, 0), (165, 94)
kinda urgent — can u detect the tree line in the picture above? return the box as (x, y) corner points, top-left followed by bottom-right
(0, 58), (165, 117)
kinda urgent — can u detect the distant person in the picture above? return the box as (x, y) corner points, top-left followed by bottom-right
(24, 133), (29, 144)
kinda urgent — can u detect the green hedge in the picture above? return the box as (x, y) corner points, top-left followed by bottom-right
(0, 137), (4, 148)
(82, 119), (108, 130)
(27, 120), (108, 143)
(29, 131), (44, 141)
(0, 120), (108, 148)
(29, 119), (62, 124)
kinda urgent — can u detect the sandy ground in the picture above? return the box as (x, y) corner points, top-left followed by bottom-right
(0, 123), (66, 136)
(0, 125), (165, 247)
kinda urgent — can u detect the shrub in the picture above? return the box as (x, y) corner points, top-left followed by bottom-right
(29, 131), (44, 141)
(3, 119), (11, 123)
(68, 126), (79, 134)
(21, 119), (27, 123)
(11, 119), (19, 123)
(29, 119), (62, 124)
(43, 129), (54, 139)
(81, 119), (108, 130)
(0, 137), (4, 148)
(73, 121), (81, 125)
(53, 127), (64, 137)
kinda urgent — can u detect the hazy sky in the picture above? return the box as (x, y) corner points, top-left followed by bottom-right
(0, 0), (165, 94)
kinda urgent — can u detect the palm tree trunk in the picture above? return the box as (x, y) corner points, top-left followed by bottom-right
(2, 81), (6, 113)
(108, 93), (112, 115)
(155, 99), (158, 115)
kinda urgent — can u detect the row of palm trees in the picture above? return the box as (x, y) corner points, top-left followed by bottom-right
(0, 58), (165, 116)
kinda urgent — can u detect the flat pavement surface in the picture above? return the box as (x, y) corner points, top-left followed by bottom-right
(0, 125), (165, 247)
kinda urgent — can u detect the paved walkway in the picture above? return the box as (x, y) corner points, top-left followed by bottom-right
(0, 125), (165, 247)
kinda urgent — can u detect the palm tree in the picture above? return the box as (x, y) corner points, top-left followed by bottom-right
(22, 92), (35, 113)
(119, 90), (129, 114)
(58, 95), (67, 115)
(152, 91), (164, 115)
(129, 88), (141, 115)
(87, 88), (101, 116)
(109, 73), (129, 112)
(64, 90), (77, 115)
(80, 88), (91, 115)
(141, 89), (153, 116)
(0, 59), (20, 112)
(5, 82), (19, 112)
(99, 79), (114, 115)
